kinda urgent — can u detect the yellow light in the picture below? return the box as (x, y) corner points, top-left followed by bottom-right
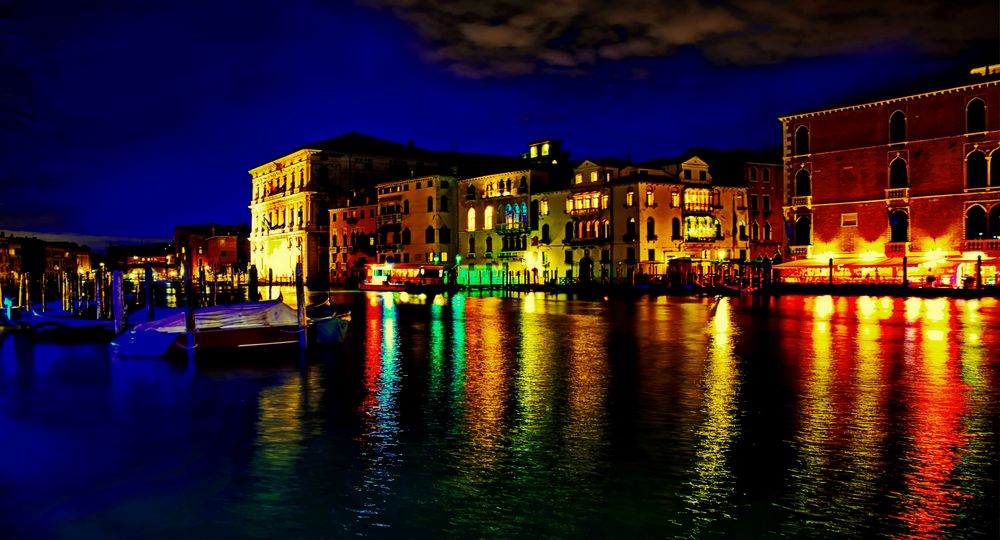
(859, 251), (881, 262)
(812, 251), (838, 262)
(926, 329), (946, 342)
(925, 249), (947, 263)
(857, 296), (876, 320)
(904, 297), (922, 322)
(814, 295), (834, 319)
(717, 249), (727, 260)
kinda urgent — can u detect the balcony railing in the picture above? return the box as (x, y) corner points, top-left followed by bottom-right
(885, 242), (909, 256)
(684, 202), (715, 214)
(885, 187), (909, 201)
(568, 206), (602, 216)
(790, 245), (812, 258)
(961, 239), (1000, 252)
(498, 250), (523, 260)
(790, 196), (812, 208)
(494, 222), (530, 234)
(376, 243), (402, 252)
(376, 213), (402, 226)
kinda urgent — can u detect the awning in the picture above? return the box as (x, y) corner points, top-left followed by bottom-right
(773, 259), (832, 269)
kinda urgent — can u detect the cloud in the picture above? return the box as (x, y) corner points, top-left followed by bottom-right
(361, 0), (998, 76)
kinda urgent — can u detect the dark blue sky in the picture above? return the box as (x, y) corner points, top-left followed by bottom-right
(1, 0), (996, 244)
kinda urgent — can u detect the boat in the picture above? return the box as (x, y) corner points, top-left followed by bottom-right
(359, 262), (449, 292)
(17, 309), (117, 341)
(111, 301), (304, 357)
(306, 297), (352, 345)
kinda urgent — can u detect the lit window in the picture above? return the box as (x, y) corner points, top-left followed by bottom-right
(575, 173), (582, 184)
(841, 213), (858, 227)
(484, 206), (494, 229)
(671, 192), (680, 208)
(541, 143), (550, 156)
(566, 198), (574, 212)
(541, 199), (549, 215)
(530, 146), (538, 158)
(601, 194), (608, 209)
(467, 208), (476, 231)
(590, 171), (598, 182)
(645, 190), (654, 207)
(626, 190), (635, 207)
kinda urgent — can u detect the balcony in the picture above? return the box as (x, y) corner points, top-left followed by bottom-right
(885, 242), (909, 256)
(885, 187), (909, 202)
(961, 239), (1000, 252)
(376, 213), (402, 226)
(494, 222), (530, 234)
(790, 245), (812, 258)
(790, 196), (812, 208)
(568, 206), (602, 217)
(376, 243), (402, 252)
(498, 250), (523, 260)
(683, 202), (715, 215)
(568, 236), (610, 246)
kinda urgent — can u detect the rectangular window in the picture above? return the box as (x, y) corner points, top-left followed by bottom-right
(671, 192), (680, 208)
(763, 195), (771, 213)
(541, 200), (550, 215)
(601, 194), (609, 209)
(332, 213), (337, 222)
(575, 173), (582, 184)
(427, 180), (433, 186)
(645, 191), (654, 207)
(626, 247), (636, 262)
(684, 170), (692, 180)
(750, 195), (758, 211)
(647, 249), (655, 261)
(841, 213), (858, 227)
(565, 250), (573, 264)
(626, 191), (635, 207)
(590, 171), (598, 182)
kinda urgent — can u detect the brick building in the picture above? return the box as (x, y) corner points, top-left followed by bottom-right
(778, 67), (1000, 285)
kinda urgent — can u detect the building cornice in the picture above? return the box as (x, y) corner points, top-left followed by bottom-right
(778, 79), (1000, 123)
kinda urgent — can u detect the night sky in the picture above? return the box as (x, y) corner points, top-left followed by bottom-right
(1, 0), (996, 245)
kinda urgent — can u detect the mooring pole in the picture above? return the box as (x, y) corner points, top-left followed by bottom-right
(268, 268), (273, 300)
(828, 258), (834, 286)
(976, 255), (982, 290)
(902, 256), (908, 287)
(249, 264), (259, 303)
(296, 262), (307, 350)
(40, 272), (46, 313)
(145, 264), (155, 321)
(112, 271), (125, 335)
(185, 253), (196, 361)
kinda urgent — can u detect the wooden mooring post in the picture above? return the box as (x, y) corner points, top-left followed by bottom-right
(296, 262), (307, 350)
(145, 264), (155, 321)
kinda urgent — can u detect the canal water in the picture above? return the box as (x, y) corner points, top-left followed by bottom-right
(1, 293), (997, 538)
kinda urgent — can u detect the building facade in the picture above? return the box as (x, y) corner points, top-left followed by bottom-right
(779, 70), (1000, 285)
(329, 193), (377, 285)
(745, 162), (785, 260)
(374, 175), (457, 266)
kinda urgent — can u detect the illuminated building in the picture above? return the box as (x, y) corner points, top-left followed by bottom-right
(456, 168), (552, 286)
(374, 175), (457, 265)
(249, 133), (520, 286)
(560, 159), (627, 282)
(105, 243), (172, 281)
(744, 161), (786, 260)
(0, 234), (91, 284)
(329, 190), (377, 285)
(778, 66), (1000, 286)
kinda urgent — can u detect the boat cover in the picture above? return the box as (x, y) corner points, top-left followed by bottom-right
(130, 301), (300, 333)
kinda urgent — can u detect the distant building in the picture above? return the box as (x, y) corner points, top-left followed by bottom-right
(329, 190), (378, 285)
(778, 66), (1000, 286)
(174, 224), (249, 279)
(106, 243), (174, 281)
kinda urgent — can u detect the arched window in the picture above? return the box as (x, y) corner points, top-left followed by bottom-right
(990, 206), (1000, 239)
(751, 222), (759, 241)
(484, 206), (494, 229)
(671, 217), (681, 240)
(520, 202), (528, 222)
(889, 110), (906, 143)
(714, 219), (723, 239)
(427, 196), (434, 212)
(401, 228), (411, 245)
(440, 196), (448, 212)
(505, 178), (512, 194)
(646, 217), (656, 239)
(565, 222), (573, 241)
(749, 167), (758, 182)
(739, 222), (747, 240)
(468, 237), (476, 254)
(967, 151), (987, 188)
(403, 200), (409, 214)
(764, 222), (772, 241)
(541, 224), (550, 243)
(967, 98), (986, 133)
(626, 217), (636, 238)
(889, 210), (909, 243)
(466, 185), (476, 200)
(889, 158), (908, 188)
(793, 215), (811, 245)
(795, 125), (809, 155)
(425, 226), (435, 243)
(439, 225), (451, 243)
(992, 149), (1000, 187)
(467, 208), (476, 231)
(763, 168), (770, 183)
(795, 169), (811, 196)
(966, 206), (988, 239)
(485, 236), (493, 253)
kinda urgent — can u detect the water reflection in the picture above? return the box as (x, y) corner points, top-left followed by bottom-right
(685, 297), (740, 530)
